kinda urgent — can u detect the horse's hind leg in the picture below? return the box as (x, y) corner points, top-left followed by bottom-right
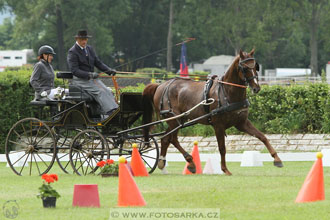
(170, 130), (196, 173)
(158, 130), (171, 170)
(159, 122), (196, 173)
(235, 119), (283, 167)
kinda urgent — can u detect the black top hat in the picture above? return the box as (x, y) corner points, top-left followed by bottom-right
(74, 30), (92, 38)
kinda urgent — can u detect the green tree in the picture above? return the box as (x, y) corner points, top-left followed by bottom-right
(3, 0), (131, 70)
(294, 0), (329, 76)
(112, 0), (170, 71)
(0, 18), (13, 49)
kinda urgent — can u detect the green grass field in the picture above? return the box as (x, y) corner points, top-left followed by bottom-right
(0, 161), (329, 220)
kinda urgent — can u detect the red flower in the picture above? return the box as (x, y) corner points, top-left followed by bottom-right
(50, 174), (58, 181)
(106, 159), (114, 165)
(41, 173), (58, 184)
(97, 161), (106, 167)
(44, 175), (54, 184)
(41, 174), (48, 180)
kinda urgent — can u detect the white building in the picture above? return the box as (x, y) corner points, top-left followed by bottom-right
(193, 55), (236, 77)
(327, 62), (330, 79)
(264, 68), (311, 78)
(0, 49), (34, 72)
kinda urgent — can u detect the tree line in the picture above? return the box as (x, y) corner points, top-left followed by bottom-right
(0, 0), (329, 76)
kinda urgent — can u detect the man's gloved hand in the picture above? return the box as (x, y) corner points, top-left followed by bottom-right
(88, 72), (99, 79)
(105, 68), (116, 76)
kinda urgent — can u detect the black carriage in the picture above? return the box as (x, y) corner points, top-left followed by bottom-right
(5, 72), (159, 176)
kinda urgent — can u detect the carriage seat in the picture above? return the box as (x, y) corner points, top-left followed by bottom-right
(56, 71), (73, 79)
(56, 71), (94, 102)
(65, 84), (94, 102)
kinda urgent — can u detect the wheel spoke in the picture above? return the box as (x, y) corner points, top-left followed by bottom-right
(84, 159), (90, 175)
(8, 140), (27, 148)
(140, 154), (157, 160)
(12, 129), (30, 146)
(21, 123), (32, 144)
(33, 125), (42, 145)
(78, 153), (86, 174)
(32, 153), (41, 175)
(19, 152), (30, 175)
(29, 152), (33, 175)
(57, 152), (69, 160)
(35, 153), (51, 167)
(35, 129), (51, 146)
(141, 156), (152, 169)
(10, 152), (28, 166)
(140, 147), (157, 154)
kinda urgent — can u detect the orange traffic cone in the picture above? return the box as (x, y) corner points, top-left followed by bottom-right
(131, 143), (149, 176)
(118, 156), (146, 207)
(295, 152), (325, 203)
(183, 141), (202, 175)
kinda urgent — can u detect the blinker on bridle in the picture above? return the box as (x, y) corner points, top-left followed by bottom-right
(238, 57), (259, 84)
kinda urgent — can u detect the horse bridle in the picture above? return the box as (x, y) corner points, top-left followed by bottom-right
(238, 57), (259, 84)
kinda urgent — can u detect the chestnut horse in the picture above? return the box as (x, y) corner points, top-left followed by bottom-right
(142, 49), (283, 175)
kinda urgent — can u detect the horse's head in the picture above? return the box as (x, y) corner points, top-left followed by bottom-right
(238, 49), (260, 93)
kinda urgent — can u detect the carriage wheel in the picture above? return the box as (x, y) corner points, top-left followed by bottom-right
(119, 137), (159, 174)
(69, 129), (109, 175)
(5, 118), (56, 176)
(54, 128), (82, 174)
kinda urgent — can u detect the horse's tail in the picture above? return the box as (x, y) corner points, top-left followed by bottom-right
(142, 83), (159, 140)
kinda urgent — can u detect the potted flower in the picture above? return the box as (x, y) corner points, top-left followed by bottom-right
(37, 174), (60, 208)
(97, 159), (119, 177)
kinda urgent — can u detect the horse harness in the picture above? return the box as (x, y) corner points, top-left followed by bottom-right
(158, 76), (250, 125)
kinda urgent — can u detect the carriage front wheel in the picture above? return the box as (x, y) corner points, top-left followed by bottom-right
(119, 137), (159, 174)
(69, 129), (109, 175)
(5, 118), (56, 176)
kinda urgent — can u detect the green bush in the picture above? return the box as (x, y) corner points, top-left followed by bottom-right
(0, 69), (34, 153)
(248, 83), (330, 134)
(1, 68), (330, 153)
(0, 68), (63, 153)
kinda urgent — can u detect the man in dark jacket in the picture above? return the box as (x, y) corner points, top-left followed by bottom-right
(67, 30), (118, 117)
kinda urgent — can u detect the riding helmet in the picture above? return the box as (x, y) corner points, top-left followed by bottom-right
(38, 45), (56, 56)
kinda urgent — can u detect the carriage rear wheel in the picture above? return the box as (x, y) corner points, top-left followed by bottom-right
(119, 137), (159, 174)
(54, 128), (82, 174)
(69, 129), (109, 175)
(5, 118), (56, 176)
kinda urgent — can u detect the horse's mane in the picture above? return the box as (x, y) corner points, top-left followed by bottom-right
(223, 55), (240, 79)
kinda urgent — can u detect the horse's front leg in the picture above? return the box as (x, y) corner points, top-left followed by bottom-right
(235, 119), (283, 167)
(214, 126), (232, 175)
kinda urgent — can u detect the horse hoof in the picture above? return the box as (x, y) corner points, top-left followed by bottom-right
(274, 161), (283, 168)
(224, 171), (232, 176)
(158, 159), (166, 169)
(187, 164), (196, 173)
